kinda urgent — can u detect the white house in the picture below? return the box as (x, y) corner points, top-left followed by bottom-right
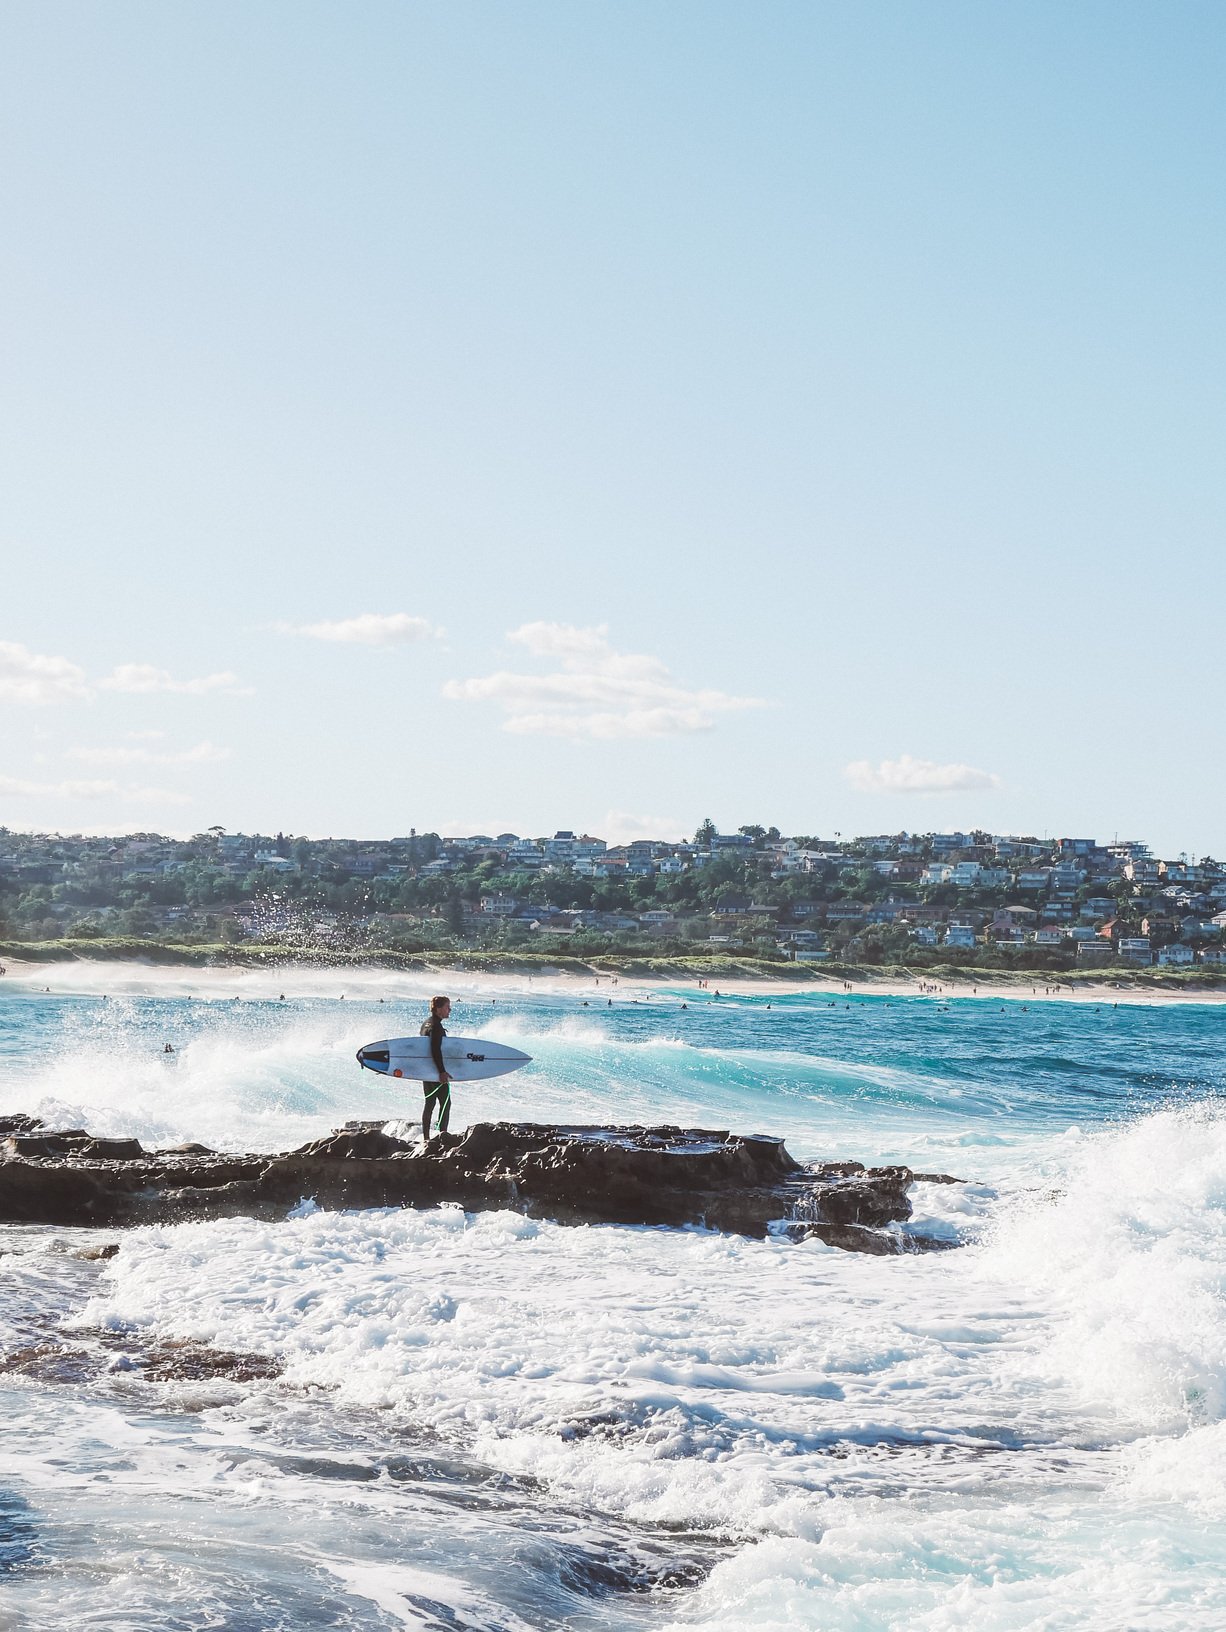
(252, 852), (299, 873)
(1016, 870), (1052, 891)
(480, 895), (519, 916)
(1157, 944), (1195, 965)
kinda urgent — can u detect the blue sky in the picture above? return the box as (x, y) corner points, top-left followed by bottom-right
(1, 2), (1223, 854)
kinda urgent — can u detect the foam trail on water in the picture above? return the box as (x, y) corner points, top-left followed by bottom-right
(4, 980), (1226, 1628)
(68, 1101), (1226, 1627)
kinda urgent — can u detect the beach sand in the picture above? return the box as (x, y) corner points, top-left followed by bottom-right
(2, 956), (1223, 1006)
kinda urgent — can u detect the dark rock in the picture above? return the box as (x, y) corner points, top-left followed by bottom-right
(0, 1332), (281, 1387)
(158, 1142), (217, 1157)
(82, 1138), (144, 1161)
(139, 1340), (282, 1383)
(0, 1114), (44, 1138)
(0, 1120), (964, 1254)
(791, 1221), (905, 1255)
(292, 1126), (416, 1160)
(3, 1132), (144, 1162)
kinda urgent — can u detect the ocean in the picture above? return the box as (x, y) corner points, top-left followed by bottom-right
(0, 966), (1224, 1631)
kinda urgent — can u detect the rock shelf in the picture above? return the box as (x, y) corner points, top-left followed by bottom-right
(0, 1113), (962, 1253)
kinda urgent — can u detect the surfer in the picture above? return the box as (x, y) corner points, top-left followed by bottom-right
(420, 995), (452, 1141)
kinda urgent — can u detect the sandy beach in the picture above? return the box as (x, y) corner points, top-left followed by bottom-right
(3, 955), (1224, 1007)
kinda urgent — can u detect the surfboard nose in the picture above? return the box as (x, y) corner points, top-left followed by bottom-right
(356, 1045), (391, 1073)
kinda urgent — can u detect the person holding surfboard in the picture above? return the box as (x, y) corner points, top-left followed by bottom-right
(420, 995), (452, 1141)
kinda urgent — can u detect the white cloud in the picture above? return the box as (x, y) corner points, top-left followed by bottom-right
(445, 622), (763, 740)
(67, 739), (229, 767)
(508, 622), (619, 663)
(0, 775), (188, 805)
(282, 613), (442, 646)
(602, 810), (689, 845)
(1, 644), (250, 704)
(97, 664), (249, 696)
(0, 641), (90, 704)
(844, 755), (1002, 794)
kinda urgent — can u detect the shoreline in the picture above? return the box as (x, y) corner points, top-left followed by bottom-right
(3, 949), (1225, 1006)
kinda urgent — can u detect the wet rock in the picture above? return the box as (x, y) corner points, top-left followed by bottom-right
(0, 1120), (963, 1254)
(3, 1132), (144, 1161)
(292, 1126), (416, 1160)
(0, 1114), (44, 1138)
(789, 1221), (905, 1255)
(0, 1341), (103, 1386)
(0, 1332), (281, 1387)
(139, 1339), (283, 1383)
(157, 1141), (217, 1157)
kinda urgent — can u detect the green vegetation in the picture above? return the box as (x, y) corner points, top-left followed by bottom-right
(2, 823), (1222, 980)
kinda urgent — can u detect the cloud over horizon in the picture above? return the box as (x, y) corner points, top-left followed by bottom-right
(281, 613), (442, 646)
(0, 642), (91, 705)
(444, 622), (763, 740)
(0, 774), (189, 804)
(844, 755), (1002, 794)
(2, 640), (251, 703)
(97, 664), (249, 696)
(601, 809), (690, 845)
(67, 740), (230, 768)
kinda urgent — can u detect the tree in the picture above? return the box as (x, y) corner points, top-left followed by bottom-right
(738, 825), (766, 842)
(694, 818), (717, 849)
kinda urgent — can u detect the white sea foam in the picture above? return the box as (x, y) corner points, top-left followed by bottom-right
(57, 1102), (1226, 1627)
(6, 985), (1226, 1628)
(984, 1103), (1226, 1433)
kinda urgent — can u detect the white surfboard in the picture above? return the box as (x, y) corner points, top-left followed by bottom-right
(356, 1035), (531, 1083)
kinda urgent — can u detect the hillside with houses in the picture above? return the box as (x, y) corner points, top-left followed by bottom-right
(2, 822), (1225, 973)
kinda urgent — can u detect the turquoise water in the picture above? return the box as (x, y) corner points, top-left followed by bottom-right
(0, 966), (1224, 1629)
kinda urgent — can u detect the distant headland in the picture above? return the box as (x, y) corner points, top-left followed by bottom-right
(2, 821), (1224, 984)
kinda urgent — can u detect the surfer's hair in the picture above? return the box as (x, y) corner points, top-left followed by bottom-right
(430, 994), (449, 1015)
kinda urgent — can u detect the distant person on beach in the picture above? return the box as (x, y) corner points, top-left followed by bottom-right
(420, 995), (452, 1141)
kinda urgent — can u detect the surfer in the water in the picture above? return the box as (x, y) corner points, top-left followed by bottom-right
(420, 995), (452, 1141)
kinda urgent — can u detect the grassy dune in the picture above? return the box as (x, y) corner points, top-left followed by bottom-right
(2, 938), (1225, 992)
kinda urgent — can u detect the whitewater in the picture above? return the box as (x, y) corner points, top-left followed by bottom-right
(1, 968), (1224, 1630)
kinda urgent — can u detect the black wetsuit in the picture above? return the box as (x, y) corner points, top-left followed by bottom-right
(421, 1015), (450, 1138)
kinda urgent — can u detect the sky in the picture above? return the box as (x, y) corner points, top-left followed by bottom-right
(1, 1), (1223, 854)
